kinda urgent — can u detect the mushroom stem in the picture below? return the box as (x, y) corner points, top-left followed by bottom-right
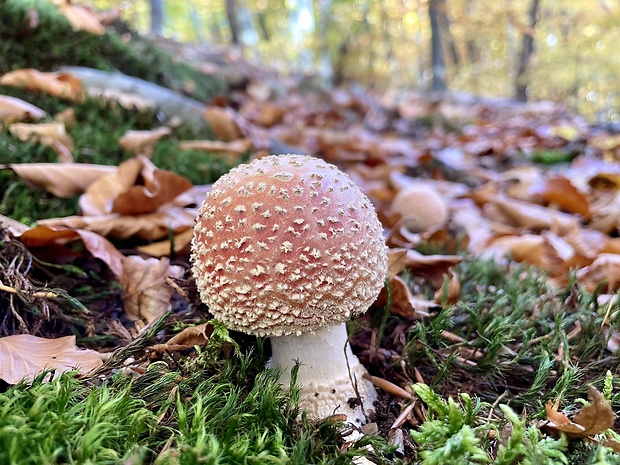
(268, 322), (377, 425)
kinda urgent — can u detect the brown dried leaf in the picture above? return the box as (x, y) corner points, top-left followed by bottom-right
(0, 95), (46, 123)
(203, 106), (244, 141)
(59, 3), (105, 35)
(118, 127), (172, 157)
(532, 176), (590, 218)
(576, 253), (620, 293)
(386, 249), (408, 279)
(0, 163), (116, 198)
(136, 228), (194, 257)
(433, 271), (461, 305)
(0, 334), (102, 384)
(544, 386), (614, 437)
(152, 323), (214, 354)
(79, 157), (192, 216)
(405, 249), (462, 288)
(8, 122), (74, 162)
(179, 138), (253, 158)
(87, 88), (155, 112)
(376, 276), (436, 319)
(39, 207), (197, 241)
(0, 214), (30, 236)
(16, 226), (124, 277)
(121, 256), (184, 323)
(0, 69), (84, 101)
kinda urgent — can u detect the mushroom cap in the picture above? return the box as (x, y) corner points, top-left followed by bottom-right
(191, 154), (388, 337)
(392, 185), (448, 231)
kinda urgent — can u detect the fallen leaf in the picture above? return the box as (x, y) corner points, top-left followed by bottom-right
(576, 254), (620, 293)
(375, 276), (437, 319)
(404, 249), (462, 288)
(179, 138), (252, 158)
(152, 323), (214, 354)
(386, 249), (408, 279)
(0, 334), (102, 384)
(121, 256), (185, 323)
(79, 156), (192, 216)
(531, 176), (590, 218)
(0, 95), (47, 123)
(203, 106), (244, 141)
(59, 3), (106, 35)
(136, 228), (194, 257)
(16, 226), (124, 277)
(39, 207), (197, 240)
(0, 214), (30, 236)
(86, 88), (155, 112)
(544, 386), (614, 437)
(433, 270), (461, 305)
(0, 69), (84, 101)
(0, 163), (116, 198)
(118, 127), (172, 157)
(8, 122), (74, 162)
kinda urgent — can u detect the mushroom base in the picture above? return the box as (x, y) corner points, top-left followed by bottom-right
(268, 322), (377, 426)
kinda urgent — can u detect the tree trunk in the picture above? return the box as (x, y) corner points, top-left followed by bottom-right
(149, 0), (164, 36)
(515, 0), (541, 101)
(226, 0), (242, 46)
(429, 0), (447, 92)
(464, 0), (478, 64)
(437, 0), (460, 67)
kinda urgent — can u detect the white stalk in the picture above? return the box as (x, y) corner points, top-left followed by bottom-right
(268, 322), (377, 426)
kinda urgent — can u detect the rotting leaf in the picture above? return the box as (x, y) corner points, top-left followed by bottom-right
(58, 2), (106, 35)
(0, 163), (116, 198)
(152, 323), (214, 354)
(532, 176), (590, 219)
(179, 138), (253, 159)
(0, 334), (102, 384)
(121, 256), (185, 323)
(544, 385), (614, 437)
(386, 248), (408, 279)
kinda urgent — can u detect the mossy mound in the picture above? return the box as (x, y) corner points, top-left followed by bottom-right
(0, 0), (228, 103)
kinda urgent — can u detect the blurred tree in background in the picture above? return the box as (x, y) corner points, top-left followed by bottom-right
(94, 0), (620, 120)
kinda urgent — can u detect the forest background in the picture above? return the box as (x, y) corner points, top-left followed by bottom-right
(94, 0), (620, 121)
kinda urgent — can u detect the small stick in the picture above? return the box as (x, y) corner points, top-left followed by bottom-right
(391, 402), (416, 430)
(0, 280), (59, 299)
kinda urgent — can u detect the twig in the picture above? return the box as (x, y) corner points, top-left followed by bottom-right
(0, 280), (59, 299)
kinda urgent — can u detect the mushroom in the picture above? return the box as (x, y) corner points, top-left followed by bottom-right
(191, 154), (388, 425)
(392, 185), (448, 232)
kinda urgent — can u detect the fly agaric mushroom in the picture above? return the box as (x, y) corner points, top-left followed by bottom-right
(392, 185), (448, 232)
(191, 154), (388, 425)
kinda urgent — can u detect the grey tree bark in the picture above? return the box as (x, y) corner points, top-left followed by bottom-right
(226, 0), (242, 46)
(149, 0), (164, 36)
(429, 0), (447, 92)
(515, 0), (541, 101)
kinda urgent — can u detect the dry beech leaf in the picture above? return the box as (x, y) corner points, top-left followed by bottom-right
(576, 253), (620, 293)
(152, 323), (214, 354)
(433, 270), (461, 305)
(405, 249), (462, 288)
(203, 106), (244, 141)
(137, 228), (194, 257)
(0, 334), (102, 384)
(87, 87), (155, 112)
(531, 176), (590, 219)
(8, 122), (74, 162)
(376, 276), (437, 319)
(16, 225), (124, 277)
(0, 163), (116, 198)
(386, 249), (408, 279)
(39, 207), (197, 241)
(0, 95), (47, 123)
(118, 127), (172, 157)
(0, 214), (30, 236)
(0, 69), (84, 101)
(79, 156), (192, 216)
(59, 3), (106, 35)
(179, 138), (253, 158)
(121, 256), (185, 323)
(544, 386), (614, 437)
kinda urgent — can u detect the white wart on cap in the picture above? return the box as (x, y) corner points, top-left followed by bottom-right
(191, 154), (387, 337)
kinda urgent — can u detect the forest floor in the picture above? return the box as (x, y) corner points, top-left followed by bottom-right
(2, 1), (620, 464)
